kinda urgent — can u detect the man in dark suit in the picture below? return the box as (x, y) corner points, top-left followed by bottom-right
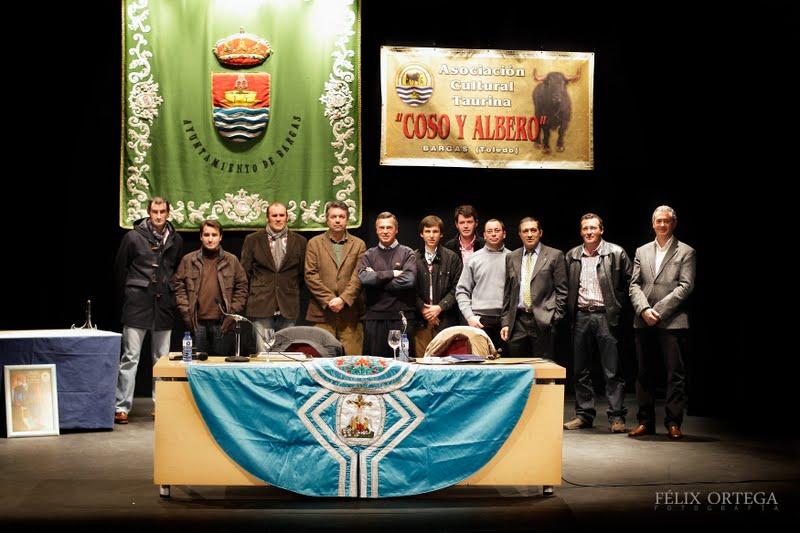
(500, 217), (567, 357)
(241, 202), (307, 353)
(628, 205), (696, 440)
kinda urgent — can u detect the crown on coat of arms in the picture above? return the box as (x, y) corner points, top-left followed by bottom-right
(213, 27), (272, 67)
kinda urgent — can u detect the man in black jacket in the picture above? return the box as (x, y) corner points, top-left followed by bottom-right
(442, 205), (484, 265)
(113, 197), (182, 424)
(562, 213), (632, 433)
(414, 215), (462, 355)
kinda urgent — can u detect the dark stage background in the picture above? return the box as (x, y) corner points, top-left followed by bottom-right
(3, 3), (779, 423)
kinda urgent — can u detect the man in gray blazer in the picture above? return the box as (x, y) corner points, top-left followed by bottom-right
(500, 217), (568, 357)
(628, 205), (696, 440)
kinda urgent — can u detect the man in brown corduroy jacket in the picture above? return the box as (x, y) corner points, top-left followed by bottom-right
(304, 201), (366, 355)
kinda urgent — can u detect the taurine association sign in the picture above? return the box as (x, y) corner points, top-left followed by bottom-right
(380, 47), (594, 170)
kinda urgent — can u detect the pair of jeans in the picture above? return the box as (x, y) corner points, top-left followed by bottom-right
(253, 316), (295, 353)
(195, 320), (234, 356)
(115, 326), (171, 414)
(572, 311), (627, 423)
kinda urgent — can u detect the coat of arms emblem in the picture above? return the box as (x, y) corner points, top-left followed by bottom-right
(212, 73), (271, 142)
(395, 64), (434, 107)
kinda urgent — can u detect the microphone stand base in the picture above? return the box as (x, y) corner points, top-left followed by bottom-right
(224, 356), (250, 363)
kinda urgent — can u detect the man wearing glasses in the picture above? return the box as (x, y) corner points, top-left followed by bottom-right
(456, 219), (510, 349)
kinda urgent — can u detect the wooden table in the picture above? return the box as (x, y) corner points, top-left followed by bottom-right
(153, 356), (565, 497)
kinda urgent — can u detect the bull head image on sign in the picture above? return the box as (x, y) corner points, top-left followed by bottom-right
(532, 68), (581, 154)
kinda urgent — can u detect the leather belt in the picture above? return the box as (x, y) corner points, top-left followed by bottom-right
(578, 305), (606, 313)
(517, 307), (535, 314)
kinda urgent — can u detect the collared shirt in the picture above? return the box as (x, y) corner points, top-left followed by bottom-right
(654, 236), (673, 274)
(578, 240), (605, 308)
(327, 231), (348, 268)
(518, 243), (541, 308)
(424, 246), (437, 265)
(423, 246), (438, 303)
(378, 240), (399, 250)
(458, 234), (477, 264)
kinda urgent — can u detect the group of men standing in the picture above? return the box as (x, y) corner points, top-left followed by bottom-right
(114, 199), (695, 441)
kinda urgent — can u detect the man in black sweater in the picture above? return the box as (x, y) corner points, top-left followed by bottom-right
(358, 212), (417, 357)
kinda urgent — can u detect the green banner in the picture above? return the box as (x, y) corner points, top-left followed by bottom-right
(122, 0), (361, 230)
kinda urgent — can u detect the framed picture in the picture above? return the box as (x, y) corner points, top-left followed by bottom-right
(4, 364), (59, 438)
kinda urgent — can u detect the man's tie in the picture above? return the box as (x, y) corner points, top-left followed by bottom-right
(522, 251), (534, 308)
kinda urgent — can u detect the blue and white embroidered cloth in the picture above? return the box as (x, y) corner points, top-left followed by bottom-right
(186, 357), (533, 497)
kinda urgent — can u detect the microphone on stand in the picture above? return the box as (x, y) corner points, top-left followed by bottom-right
(216, 298), (249, 322)
(214, 300), (308, 363)
(216, 299), (249, 363)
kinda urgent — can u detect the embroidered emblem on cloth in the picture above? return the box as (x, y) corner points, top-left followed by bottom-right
(337, 393), (385, 446)
(298, 387), (423, 497)
(213, 27), (272, 67)
(299, 357), (423, 495)
(336, 356), (387, 375)
(212, 73), (271, 143)
(306, 356), (417, 393)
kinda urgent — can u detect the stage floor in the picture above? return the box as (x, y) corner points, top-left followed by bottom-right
(1, 396), (797, 532)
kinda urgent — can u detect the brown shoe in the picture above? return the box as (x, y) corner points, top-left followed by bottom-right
(628, 424), (655, 437)
(668, 425), (683, 440)
(610, 420), (626, 433)
(114, 411), (129, 425)
(563, 417), (592, 430)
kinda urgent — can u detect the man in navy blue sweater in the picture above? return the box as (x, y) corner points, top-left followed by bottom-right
(358, 212), (417, 357)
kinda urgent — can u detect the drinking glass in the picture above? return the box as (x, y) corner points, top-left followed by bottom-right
(387, 330), (401, 360)
(263, 328), (275, 361)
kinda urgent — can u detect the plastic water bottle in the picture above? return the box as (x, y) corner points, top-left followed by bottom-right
(399, 333), (410, 362)
(182, 331), (193, 364)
